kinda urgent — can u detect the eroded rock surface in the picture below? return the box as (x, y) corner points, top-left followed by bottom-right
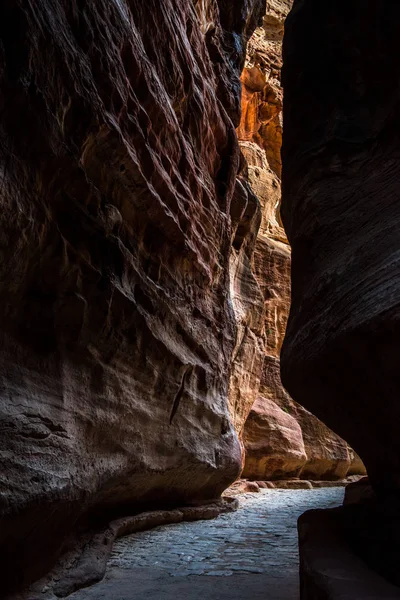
(238, 0), (365, 481)
(258, 357), (352, 480)
(0, 0), (266, 592)
(238, 0), (293, 178)
(242, 395), (307, 480)
(229, 179), (265, 436)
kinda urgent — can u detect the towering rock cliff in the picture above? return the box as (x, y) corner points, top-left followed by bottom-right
(282, 0), (400, 591)
(281, 0), (400, 493)
(0, 0), (265, 591)
(237, 0), (363, 481)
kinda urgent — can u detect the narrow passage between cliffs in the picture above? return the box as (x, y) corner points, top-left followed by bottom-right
(69, 488), (344, 600)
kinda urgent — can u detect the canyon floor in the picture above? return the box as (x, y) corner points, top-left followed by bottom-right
(69, 488), (344, 600)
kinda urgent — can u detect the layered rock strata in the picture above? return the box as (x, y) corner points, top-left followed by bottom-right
(0, 0), (265, 592)
(242, 395), (307, 480)
(238, 0), (365, 481)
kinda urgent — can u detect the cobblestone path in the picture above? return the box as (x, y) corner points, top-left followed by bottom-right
(70, 488), (344, 600)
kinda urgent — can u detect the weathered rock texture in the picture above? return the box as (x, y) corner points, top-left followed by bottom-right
(0, 0), (266, 592)
(238, 0), (365, 481)
(25, 497), (239, 599)
(242, 395), (307, 480)
(229, 179), (265, 435)
(259, 357), (353, 480)
(238, 0), (293, 178)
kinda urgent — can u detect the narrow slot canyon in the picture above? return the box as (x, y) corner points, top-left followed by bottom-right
(0, 1), (399, 599)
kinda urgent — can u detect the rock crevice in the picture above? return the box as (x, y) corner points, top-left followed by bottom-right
(236, 0), (365, 483)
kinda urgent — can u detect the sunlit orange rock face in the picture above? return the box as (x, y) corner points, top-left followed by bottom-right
(0, 0), (266, 592)
(237, 0), (366, 481)
(239, 67), (282, 178)
(237, 0), (291, 178)
(229, 1), (289, 443)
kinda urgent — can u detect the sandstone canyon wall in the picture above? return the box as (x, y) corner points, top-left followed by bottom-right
(237, 0), (365, 481)
(281, 1), (400, 591)
(281, 0), (399, 492)
(0, 0), (266, 591)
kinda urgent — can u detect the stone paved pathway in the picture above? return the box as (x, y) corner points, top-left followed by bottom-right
(70, 488), (344, 600)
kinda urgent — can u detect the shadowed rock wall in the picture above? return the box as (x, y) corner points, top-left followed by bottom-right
(0, 0), (265, 591)
(281, 3), (400, 593)
(281, 0), (400, 492)
(237, 0), (364, 482)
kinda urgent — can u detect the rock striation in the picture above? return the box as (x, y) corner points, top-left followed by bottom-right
(0, 0), (266, 592)
(238, 0), (366, 482)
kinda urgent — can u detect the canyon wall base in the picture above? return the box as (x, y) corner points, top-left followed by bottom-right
(282, 0), (400, 592)
(0, 0), (265, 591)
(237, 0), (364, 481)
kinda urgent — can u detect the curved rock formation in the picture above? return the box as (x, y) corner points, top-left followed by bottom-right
(282, 1), (400, 592)
(0, 0), (266, 592)
(281, 0), (399, 491)
(259, 356), (352, 480)
(229, 179), (265, 435)
(242, 395), (307, 480)
(238, 0), (364, 482)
